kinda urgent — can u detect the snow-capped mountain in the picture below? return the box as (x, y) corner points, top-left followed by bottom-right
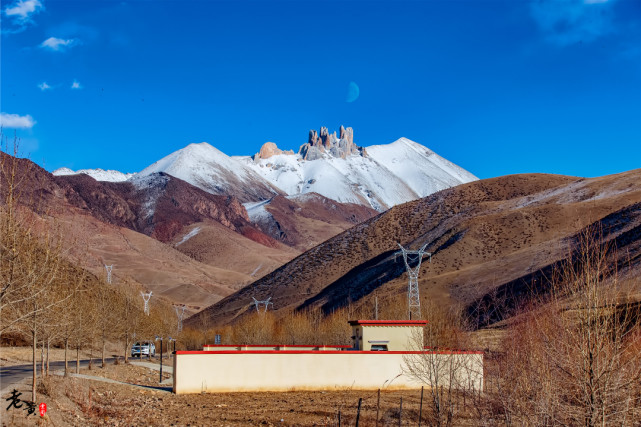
(53, 126), (478, 211)
(236, 129), (478, 211)
(367, 137), (478, 197)
(53, 167), (134, 182)
(136, 142), (283, 203)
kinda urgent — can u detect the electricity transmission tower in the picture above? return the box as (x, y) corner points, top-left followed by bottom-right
(397, 243), (432, 320)
(141, 291), (152, 315)
(105, 265), (113, 284)
(175, 305), (186, 332)
(252, 296), (273, 313)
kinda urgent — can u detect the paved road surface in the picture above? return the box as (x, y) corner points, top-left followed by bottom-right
(0, 358), (115, 395)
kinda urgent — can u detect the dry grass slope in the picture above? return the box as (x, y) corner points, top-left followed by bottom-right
(195, 170), (641, 326)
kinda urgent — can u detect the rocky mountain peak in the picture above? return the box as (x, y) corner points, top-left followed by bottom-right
(299, 125), (365, 160)
(253, 142), (294, 161)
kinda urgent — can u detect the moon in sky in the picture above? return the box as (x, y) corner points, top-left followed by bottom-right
(345, 81), (360, 103)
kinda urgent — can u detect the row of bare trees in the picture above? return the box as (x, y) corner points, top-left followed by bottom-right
(182, 292), (422, 349)
(1, 138), (177, 402)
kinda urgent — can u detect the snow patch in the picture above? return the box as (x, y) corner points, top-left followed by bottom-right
(586, 188), (632, 201)
(130, 173), (170, 219)
(512, 179), (635, 209)
(176, 226), (201, 246)
(244, 199), (274, 223)
(53, 167), (134, 182)
(250, 263), (263, 277)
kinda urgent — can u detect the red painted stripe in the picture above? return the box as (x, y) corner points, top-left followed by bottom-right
(348, 320), (428, 326)
(201, 344), (351, 348)
(176, 350), (483, 355)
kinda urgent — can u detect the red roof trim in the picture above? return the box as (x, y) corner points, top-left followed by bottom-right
(202, 344), (351, 348)
(176, 350), (483, 355)
(348, 320), (428, 326)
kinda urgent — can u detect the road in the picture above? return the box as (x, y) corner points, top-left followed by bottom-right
(0, 358), (116, 395)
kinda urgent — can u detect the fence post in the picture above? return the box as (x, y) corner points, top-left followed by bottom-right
(355, 398), (362, 426)
(418, 386), (424, 427)
(399, 397), (402, 427)
(338, 410), (341, 427)
(376, 389), (381, 427)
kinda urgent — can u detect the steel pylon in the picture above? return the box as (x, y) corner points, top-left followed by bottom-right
(397, 243), (432, 320)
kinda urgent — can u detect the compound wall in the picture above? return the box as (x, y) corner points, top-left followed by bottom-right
(173, 350), (483, 394)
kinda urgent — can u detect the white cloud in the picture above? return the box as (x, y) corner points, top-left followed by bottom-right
(530, 0), (617, 46)
(2, 0), (43, 33)
(40, 37), (77, 52)
(70, 80), (82, 90)
(38, 81), (51, 91)
(0, 113), (36, 129)
(4, 0), (42, 20)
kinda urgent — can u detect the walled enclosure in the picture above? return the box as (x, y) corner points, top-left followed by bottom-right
(173, 350), (483, 394)
(173, 320), (484, 394)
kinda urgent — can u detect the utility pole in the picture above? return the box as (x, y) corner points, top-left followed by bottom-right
(155, 335), (164, 383)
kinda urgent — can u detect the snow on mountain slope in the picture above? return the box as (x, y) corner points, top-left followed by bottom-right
(54, 130), (477, 212)
(238, 137), (476, 211)
(239, 154), (404, 210)
(53, 167), (134, 182)
(366, 138), (478, 198)
(136, 142), (283, 203)
(244, 199), (273, 223)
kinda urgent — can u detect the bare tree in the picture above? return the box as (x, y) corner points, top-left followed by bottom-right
(483, 228), (641, 425)
(402, 300), (481, 427)
(231, 311), (276, 344)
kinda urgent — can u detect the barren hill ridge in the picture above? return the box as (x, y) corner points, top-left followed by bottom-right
(193, 169), (641, 326)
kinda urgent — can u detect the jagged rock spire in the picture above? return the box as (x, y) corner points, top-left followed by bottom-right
(299, 126), (365, 160)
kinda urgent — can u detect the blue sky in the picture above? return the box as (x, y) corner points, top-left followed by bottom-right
(1, 0), (639, 179)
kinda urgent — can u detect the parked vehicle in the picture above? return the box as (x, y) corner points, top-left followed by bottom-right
(131, 342), (156, 357)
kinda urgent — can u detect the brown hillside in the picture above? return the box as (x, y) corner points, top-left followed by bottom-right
(0, 153), (378, 310)
(193, 170), (641, 326)
(252, 193), (377, 250)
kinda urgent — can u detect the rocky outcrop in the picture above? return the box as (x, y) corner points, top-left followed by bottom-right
(253, 142), (294, 161)
(339, 125), (353, 144)
(299, 126), (365, 160)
